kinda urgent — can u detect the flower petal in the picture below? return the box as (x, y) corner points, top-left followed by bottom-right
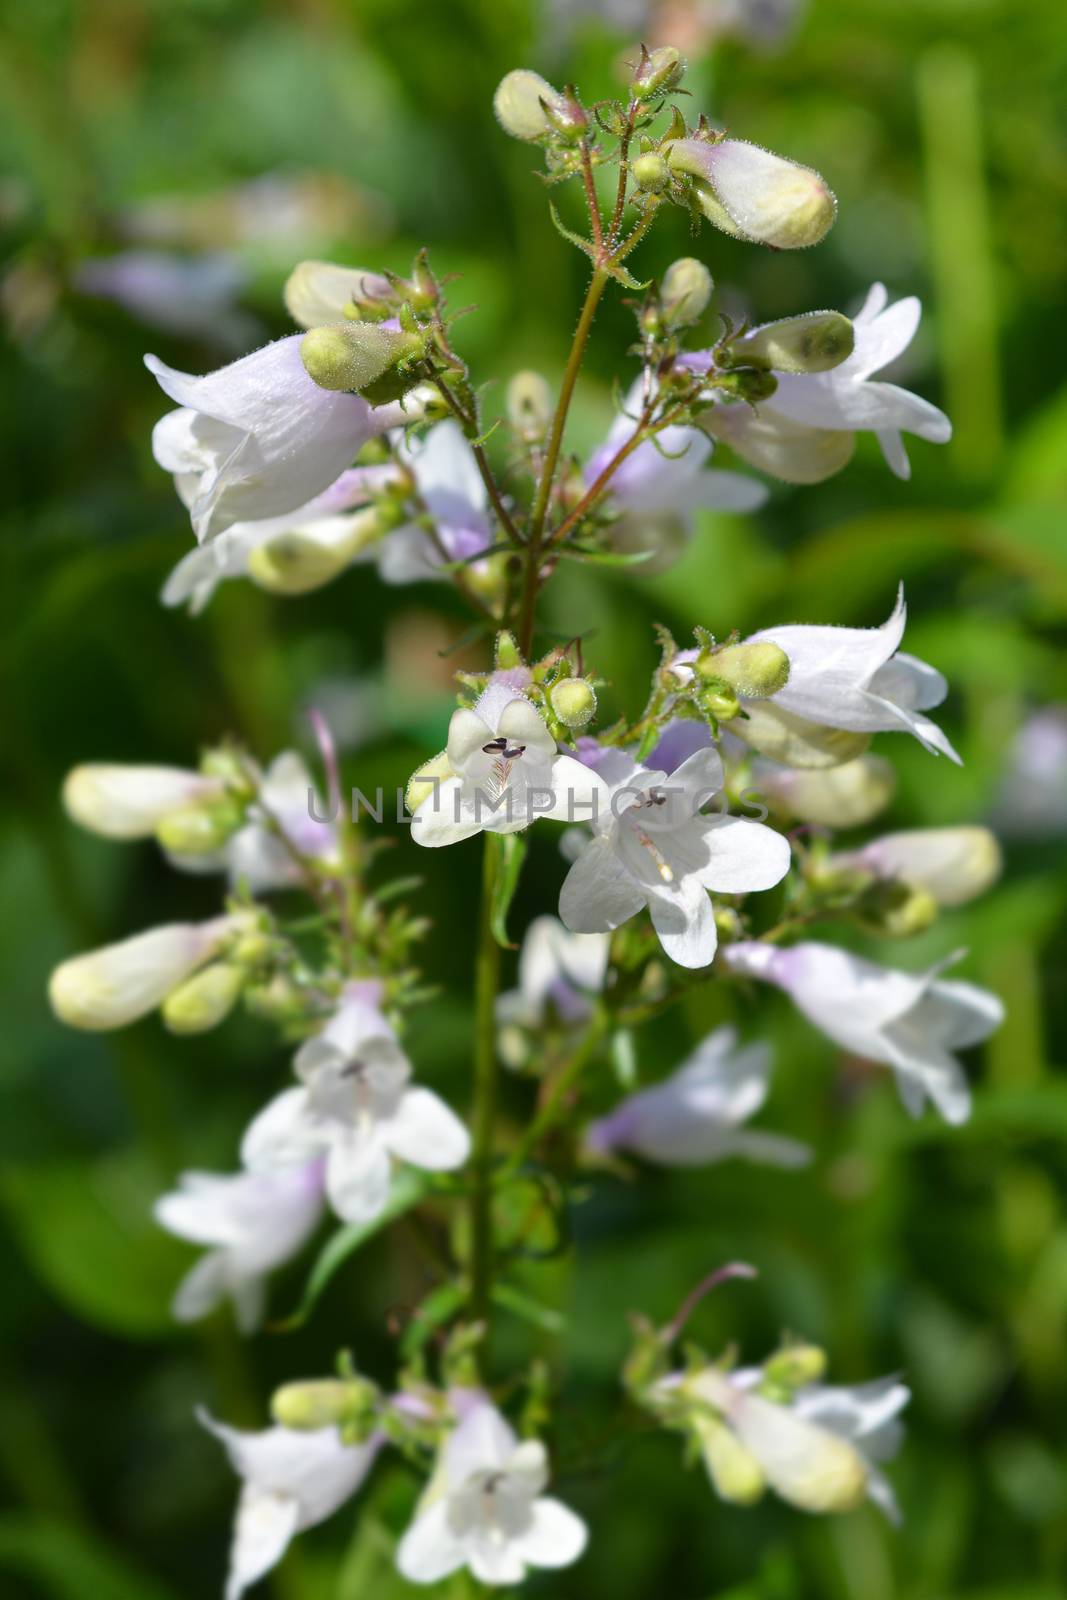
(559, 837), (646, 934)
(384, 1086), (471, 1172)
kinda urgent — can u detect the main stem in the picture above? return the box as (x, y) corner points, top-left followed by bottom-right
(468, 831), (503, 1359)
(517, 266), (609, 655)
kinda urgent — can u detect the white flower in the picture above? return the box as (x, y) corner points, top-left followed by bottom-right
(155, 1162), (324, 1332)
(496, 915), (609, 1029)
(162, 465), (400, 612)
(409, 684), (604, 848)
(724, 940), (1004, 1123)
(49, 914), (242, 1031)
(587, 1024), (810, 1168)
(396, 1395), (587, 1587)
(242, 986), (470, 1223)
(62, 762), (224, 838)
(832, 826), (1001, 906)
(746, 586), (960, 762)
(147, 335), (407, 543)
(705, 285), (950, 483)
(200, 1409), (379, 1600)
(558, 747), (790, 970)
(766, 284), (951, 479)
(223, 752), (340, 893)
(585, 396), (766, 568)
(680, 1365), (908, 1517)
(374, 420), (493, 585)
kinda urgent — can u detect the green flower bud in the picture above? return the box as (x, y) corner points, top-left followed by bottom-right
(632, 152), (670, 194)
(507, 370), (553, 443)
(495, 631), (524, 671)
(660, 257), (713, 327)
(699, 641), (790, 700)
(763, 1343), (828, 1391)
(715, 367), (779, 404)
(231, 930), (273, 967)
(550, 677), (597, 729)
(855, 879), (939, 939)
(272, 1377), (378, 1432)
(247, 507), (388, 597)
(734, 312), (854, 375)
(699, 680), (742, 722)
(693, 1413), (766, 1505)
(300, 322), (423, 393)
(161, 961), (244, 1035)
(633, 45), (687, 99)
(493, 69), (567, 141)
(155, 802), (242, 855)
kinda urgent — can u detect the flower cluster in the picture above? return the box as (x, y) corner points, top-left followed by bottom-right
(46, 43), (1004, 1596)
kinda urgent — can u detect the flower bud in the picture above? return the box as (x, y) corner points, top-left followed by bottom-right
(62, 763), (224, 840)
(851, 826), (1002, 907)
(155, 801), (242, 855)
(246, 507), (389, 596)
(300, 322), (423, 393)
(660, 257), (713, 327)
(730, 702), (870, 769)
(763, 1343), (828, 1391)
(493, 69), (567, 141)
(693, 1414), (766, 1505)
(698, 641), (790, 700)
(271, 1378), (373, 1431)
(755, 755), (896, 828)
(632, 152), (670, 194)
(854, 879), (939, 939)
(162, 961), (244, 1034)
(633, 45), (687, 99)
(49, 917), (234, 1031)
(550, 678), (597, 729)
(668, 138), (837, 250)
(714, 368), (779, 404)
(734, 311), (854, 374)
(507, 370), (553, 443)
(699, 681), (742, 722)
(284, 260), (392, 329)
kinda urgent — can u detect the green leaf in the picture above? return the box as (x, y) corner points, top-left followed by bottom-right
(0, 1150), (187, 1337)
(0, 1514), (177, 1600)
(606, 261), (651, 291)
(490, 831), (527, 949)
(557, 543), (655, 566)
(547, 202), (596, 261)
(491, 1281), (566, 1333)
(274, 1168), (432, 1331)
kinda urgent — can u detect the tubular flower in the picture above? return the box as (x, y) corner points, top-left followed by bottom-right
(155, 1162), (325, 1332)
(587, 1024), (810, 1168)
(241, 985), (470, 1224)
(49, 915), (244, 1031)
(396, 1395), (587, 1587)
(724, 940), (1004, 1124)
(558, 747), (790, 969)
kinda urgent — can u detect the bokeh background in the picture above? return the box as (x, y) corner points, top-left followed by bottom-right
(3, 0), (1067, 1596)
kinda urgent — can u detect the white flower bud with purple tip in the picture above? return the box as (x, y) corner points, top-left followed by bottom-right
(832, 826), (1001, 906)
(667, 137), (837, 250)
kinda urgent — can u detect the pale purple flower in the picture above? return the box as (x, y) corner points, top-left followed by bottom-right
(724, 940), (1003, 1123)
(155, 1161), (324, 1332)
(587, 1024), (809, 1168)
(497, 915), (609, 1029)
(376, 420), (494, 584)
(76, 250), (258, 348)
(147, 336), (405, 542)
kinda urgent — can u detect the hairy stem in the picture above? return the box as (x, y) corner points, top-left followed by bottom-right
(468, 832), (503, 1360)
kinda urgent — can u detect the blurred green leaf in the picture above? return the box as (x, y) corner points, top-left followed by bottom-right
(0, 1514), (177, 1600)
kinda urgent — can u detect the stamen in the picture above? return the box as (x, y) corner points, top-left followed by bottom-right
(636, 827), (675, 883)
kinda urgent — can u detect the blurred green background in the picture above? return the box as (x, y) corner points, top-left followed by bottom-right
(3, 0), (1067, 1596)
